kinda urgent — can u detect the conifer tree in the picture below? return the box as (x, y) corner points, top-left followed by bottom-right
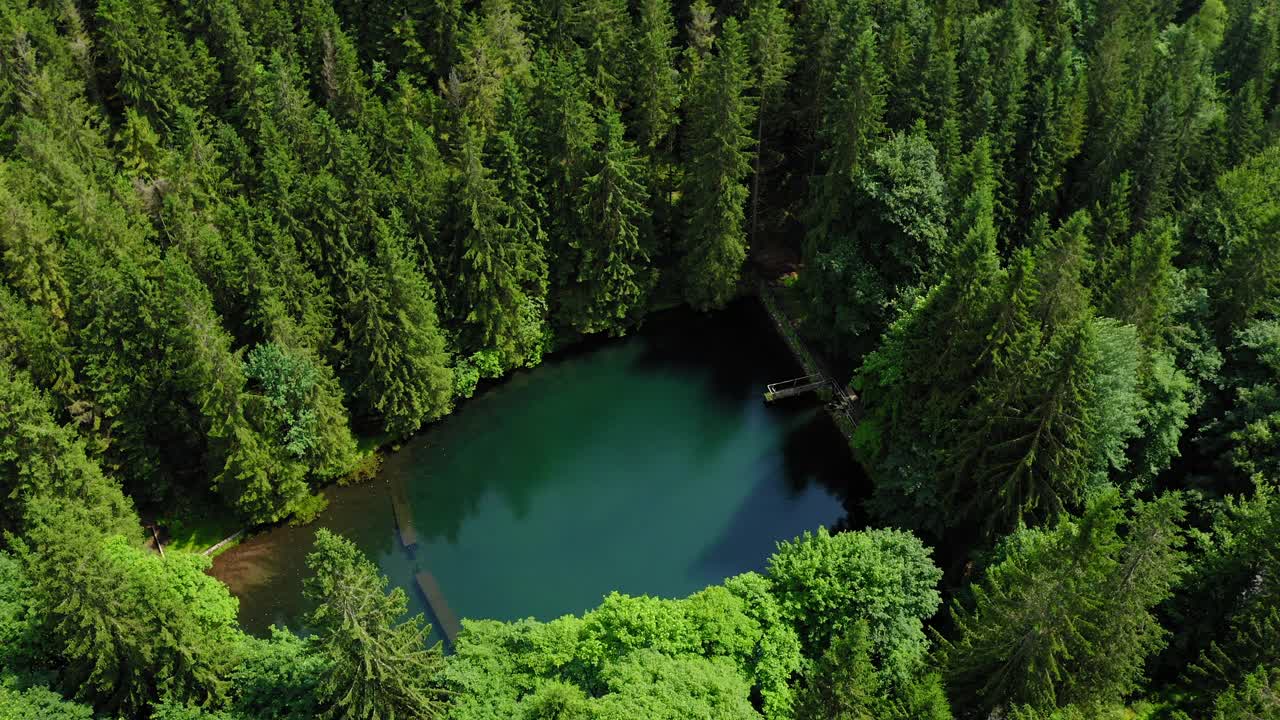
(1210, 143), (1280, 334)
(916, 14), (962, 178)
(795, 622), (882, 720)
(0, 364), (137, 538)
(487, 94), (551, 364)
(344, 218), (454, 437)
(941, 493), (1185, 715)
(679, 18), (757, 310)
(1020, 43), (1087, 224)
(630, 0), (681, 154)
(568, 0), (631, 99)
(743, 0), (794, 246)
(24, 511), (240, 716)
(453, 123), (521, 361)
(806, 25), (886, 262)
(304, 530), (449, 720)
(566, 108), (651, 334)
(0, 164), (67, 322)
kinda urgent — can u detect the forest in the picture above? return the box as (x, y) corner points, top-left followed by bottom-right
(0, 0), (1278, 716)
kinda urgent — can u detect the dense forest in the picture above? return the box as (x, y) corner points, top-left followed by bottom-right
(0, 0), (1278, 716)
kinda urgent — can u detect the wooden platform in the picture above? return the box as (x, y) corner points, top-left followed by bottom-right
(390, 480), (417, 549)
(764, 374), (828, 402)
(415, 570), (462, 647)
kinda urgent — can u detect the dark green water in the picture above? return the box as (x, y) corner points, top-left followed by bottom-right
(211, 299), (863, 642)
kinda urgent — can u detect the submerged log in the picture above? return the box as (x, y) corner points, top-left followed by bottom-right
(415, 570), (462, 647)
(391, 479), (417, 549)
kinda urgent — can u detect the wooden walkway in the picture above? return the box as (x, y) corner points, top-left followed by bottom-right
(757, 282), (860, 436)
(391, 479), (417, 549)
(415, 570), (462, 647)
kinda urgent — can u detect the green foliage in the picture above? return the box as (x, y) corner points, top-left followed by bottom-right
(563, 108), (652, 334)
(344, 220), (455, 437)
(244, 343), (359, 480)
(1183, 481), (1280, 698)
(766, 527), (942, 684)
(304, 530), (449, 720)
(446, 571), (809, 720)
(0, 682), (95, 720)
(940, 493), (1186, 715)
(227, 629), (327, 719)
(23, 518), (240, 716)
(794, 621), (881, 720)
(0, 364), (136, 537)
(1209, 144), (1280, 332)
(1212, 665), (1280, 720)
(0, 0), (1277, 718)
(805, 127), (947, 350)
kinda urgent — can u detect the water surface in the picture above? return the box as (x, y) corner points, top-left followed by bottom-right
(212, 300), (863, 641)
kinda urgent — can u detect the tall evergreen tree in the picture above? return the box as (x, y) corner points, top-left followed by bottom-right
(24, 509), (239, 716)
(344, 219), (454, 437)
(679, 18), (757, 310)
(941, 493), (1185, 715)
(304, 530), (449, 720)
(742, 0), (794, 247)
(564, 108), (651, 334)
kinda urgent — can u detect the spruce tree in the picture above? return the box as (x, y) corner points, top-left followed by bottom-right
(630, 0), (681, 154)
(452, 123), (524, 363)
(679, 18), (757, 310)
(941, 493), (1185, 714)
(742, 0), (794, 246)
(304, 530), (449, 720)
(24, 510), (239, 716)
(567, 108), (651, 334)
(344, 218), (454, 437)
(806, 25), (886, 262)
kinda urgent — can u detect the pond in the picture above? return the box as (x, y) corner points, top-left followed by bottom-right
(211, 298), (865, 644)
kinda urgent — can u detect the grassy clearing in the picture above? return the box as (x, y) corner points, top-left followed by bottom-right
(157, 503), (243, 556)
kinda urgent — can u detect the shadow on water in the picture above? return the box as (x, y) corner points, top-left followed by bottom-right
(213, 296), (870, 636)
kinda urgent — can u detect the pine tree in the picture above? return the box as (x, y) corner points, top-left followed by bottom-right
(453, 123), (523, 362)
(1226, 80), (1266, 166)
(679, 18), (757, 310)
(795, 622), (882, 720)
(304, 530), (449, 720)
(487, 92), (551, 365)
(0, 163), (67, 321)
(1212, 143), (1280, 333)
(446, 0), (533, 137)
(917, 14), (962, 178)
(567, 0), (631, 99)
(0, 364), (137, 538)
(1089, 172), (1134, 298)
(94, 0), (215, 127)
(1020, 42), (1087, 225)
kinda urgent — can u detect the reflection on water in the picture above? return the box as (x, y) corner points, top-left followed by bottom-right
(211, 299), (867, 642)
